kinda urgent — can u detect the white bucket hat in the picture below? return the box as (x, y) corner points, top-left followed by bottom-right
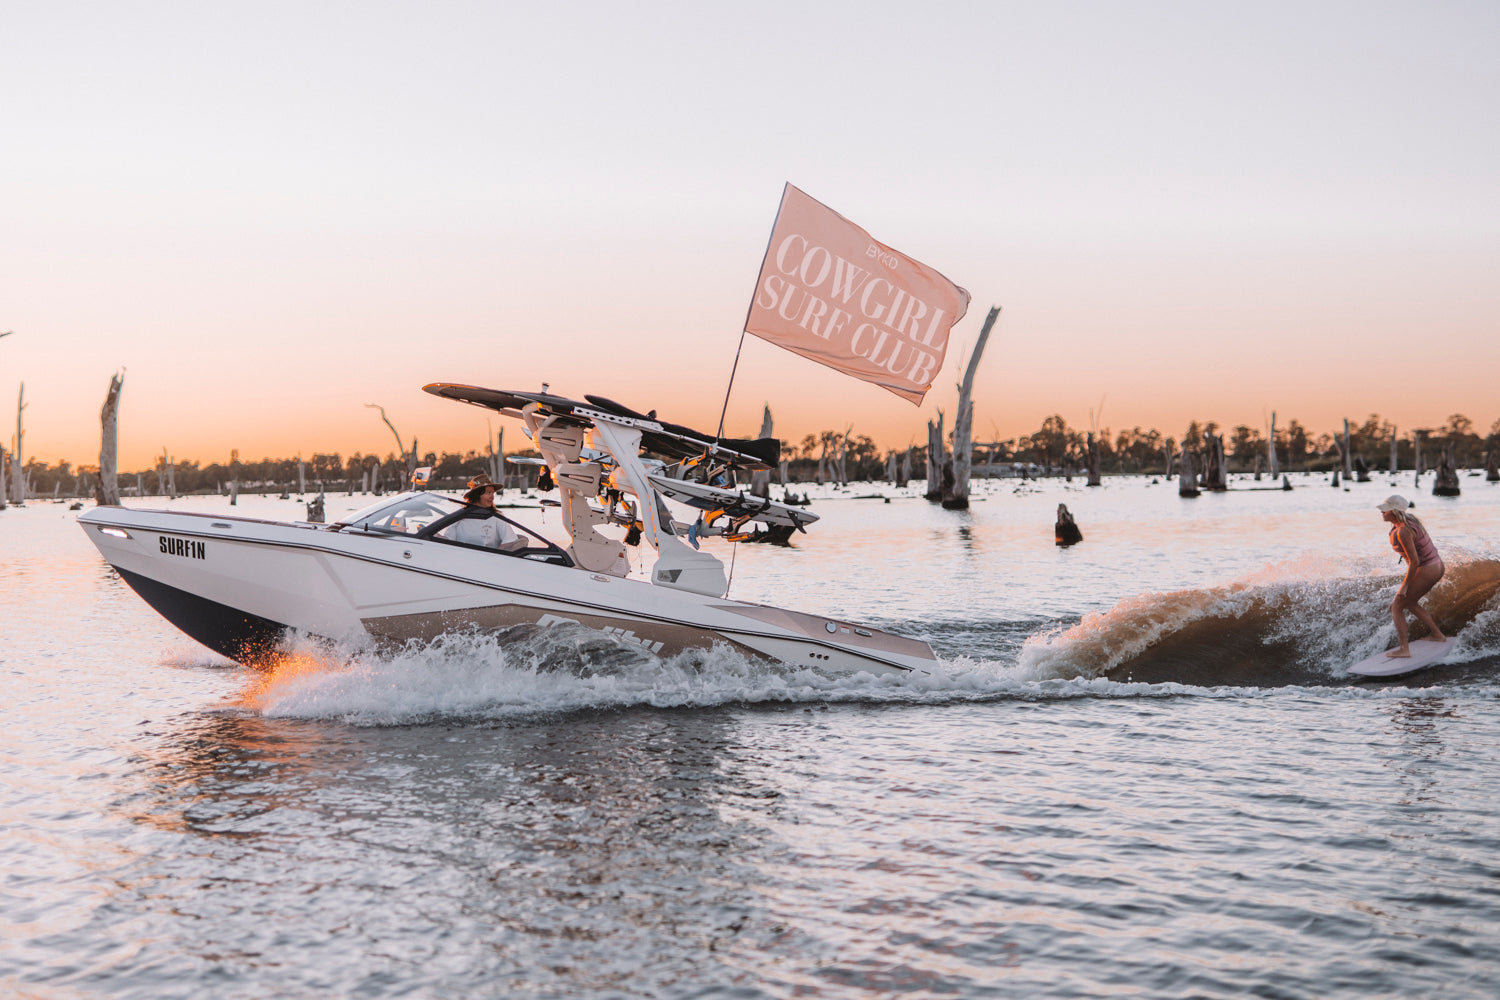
(1376, 494), (1410, 513)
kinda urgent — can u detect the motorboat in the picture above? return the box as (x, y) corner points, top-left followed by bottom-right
(78, 385), (937, 677)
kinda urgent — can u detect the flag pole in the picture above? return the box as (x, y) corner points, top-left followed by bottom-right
(714, 331), (748, 442)
(716, 183), (791, 442)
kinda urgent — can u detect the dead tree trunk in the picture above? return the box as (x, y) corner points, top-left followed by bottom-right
(925, 410), (945, 501)
(751, 405), (773, 498)
(1433, 441), (1461, 496)
(901, 448), (912, 488)
(1267, 411), (1279, 478)
(944, 399), (974, 509)
(1178, 445), (1200, 497)
(96, 374), (124, 505)
(1414, 430), (1427, 487)
(1086, 432), (1102, 487)
(1486, 435), (1499, 482)
(1350, 416), (1362, 482)
(10, 382), (25, 504)
(497, 427), (508, 488)
(0, 444), (7, 510)
(1390, 430), (1399, 476)
(943, 306), (999, 509)
(1201, 431), (1227, 491)
(298, 457), (307, 495)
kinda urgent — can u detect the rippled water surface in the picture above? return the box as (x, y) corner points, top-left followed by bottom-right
(5, 475), (1500, 998)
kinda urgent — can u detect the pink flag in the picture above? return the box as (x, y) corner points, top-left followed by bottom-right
(745, 184), (970, 405)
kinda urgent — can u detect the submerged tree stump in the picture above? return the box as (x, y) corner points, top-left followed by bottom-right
(1267, 411), (1279, 478)
(10, 383), (26, 504)
(1201, 431), (1227, 491)
(925, 410), (946, 501)
(1055, 503), (1083, 546)
(1178, 446), (1200, 497)
(751, 405), (773, 499)
(1342, 418), (1354, 483)
(1433, 442), (1461, 496)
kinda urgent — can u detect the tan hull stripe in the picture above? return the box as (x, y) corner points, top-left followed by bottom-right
(363, 604), (769, 661)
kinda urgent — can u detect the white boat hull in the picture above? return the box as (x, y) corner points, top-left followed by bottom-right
(78, 505), (936, 677)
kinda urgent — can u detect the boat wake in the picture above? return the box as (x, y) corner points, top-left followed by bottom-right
(1019, 551), (1500, 686)
(231, 553), (1500, 723)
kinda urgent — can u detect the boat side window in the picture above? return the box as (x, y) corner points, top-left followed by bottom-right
(359, 495), (457, 536)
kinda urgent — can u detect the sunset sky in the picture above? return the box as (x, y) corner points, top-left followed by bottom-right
(3, 2), (1497, 470)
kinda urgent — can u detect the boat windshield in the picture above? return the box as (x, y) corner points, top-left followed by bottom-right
(338, 492), (463, 534)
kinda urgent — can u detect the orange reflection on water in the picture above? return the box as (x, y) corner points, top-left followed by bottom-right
(238, 647), (344, 713)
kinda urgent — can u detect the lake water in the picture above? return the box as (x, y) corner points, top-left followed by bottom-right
(5, 473), (1500, 998)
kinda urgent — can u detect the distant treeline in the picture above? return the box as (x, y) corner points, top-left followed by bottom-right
(1029, 412), (1499, 476)
(10, 449), (532, 498)
(783, 412), (1500, 480)
(10, 413), (1500, 497)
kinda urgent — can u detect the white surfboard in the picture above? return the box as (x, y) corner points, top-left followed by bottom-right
(1346, 637), (1456, 678)
(646, 474), (819, 529)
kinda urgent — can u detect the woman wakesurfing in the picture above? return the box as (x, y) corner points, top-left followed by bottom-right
(1377, 494), (1446, 658)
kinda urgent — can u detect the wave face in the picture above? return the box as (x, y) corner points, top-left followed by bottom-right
(1018, 553), (1500, 686)
(238, 556), (1500, 722)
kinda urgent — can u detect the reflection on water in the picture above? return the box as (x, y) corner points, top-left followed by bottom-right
(94, 708), (778, 996)
(1382, 697), (1456, 810)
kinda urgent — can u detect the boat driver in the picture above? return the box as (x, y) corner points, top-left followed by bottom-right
(441, 473), (526, 551)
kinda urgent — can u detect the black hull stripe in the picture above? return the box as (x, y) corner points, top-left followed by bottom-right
(113, 565), (293, 667)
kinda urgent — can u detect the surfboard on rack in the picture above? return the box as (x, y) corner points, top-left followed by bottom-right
(1346, 637), (1456, 678)
(646, 474), (819, 530)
